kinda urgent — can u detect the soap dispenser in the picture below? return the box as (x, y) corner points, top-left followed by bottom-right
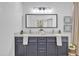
(20, 30), (23, 34)
(58, 30), (61, 34)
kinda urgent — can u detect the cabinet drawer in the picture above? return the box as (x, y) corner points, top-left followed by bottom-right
(38, 47), (46, 50)
(62, 37), (68, 42)
(28, 37), (37, 42)
(38, 47), (46, 51)
(38, 50), (46, 53)
(47, 37), (56, 42)
(27, 51), (37, 56)
(38, 51), (46, 56)
(38, 43), (46, 48)
(15, 37), (23, 43)
(38, 37), (46, 43)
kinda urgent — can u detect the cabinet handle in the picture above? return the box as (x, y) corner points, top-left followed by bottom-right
(40, 39), (44, 40)
(39, 48), (45, 49)
(39, 43), (45, 44)
(39, 51), (45, 52)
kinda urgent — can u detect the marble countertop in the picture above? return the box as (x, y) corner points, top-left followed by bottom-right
(14, 32), (71, 45)
(14, 32), (70, 37)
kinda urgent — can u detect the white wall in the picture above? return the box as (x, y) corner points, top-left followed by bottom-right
(0, 2), (23, 56)
(23, 2), (73, 33)
(0, 2), (73, 56)
(23, 2), (73, 45)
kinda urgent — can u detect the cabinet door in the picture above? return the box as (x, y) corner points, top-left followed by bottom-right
(57, 42), (68, 56)
(15, 43), (26, 56)
(47, 43), (57, 56)
(27, 43), (37, 56)
(57, 37), (68, 56)
(47, 37), (57, 56)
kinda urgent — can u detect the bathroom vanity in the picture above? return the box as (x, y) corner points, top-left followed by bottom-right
(15, 34), (69, 56)
(14, 14), (70, 56)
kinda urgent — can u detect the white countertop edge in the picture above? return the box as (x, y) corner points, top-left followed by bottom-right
(14, 33), (71, 45)
(14, 33), (70, 37)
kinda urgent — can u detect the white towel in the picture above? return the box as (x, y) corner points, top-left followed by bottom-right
(23, 36), (28, 45)
(56, 35), (62, 46)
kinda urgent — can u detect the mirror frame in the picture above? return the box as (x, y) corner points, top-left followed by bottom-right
(25, 14), (58, 28)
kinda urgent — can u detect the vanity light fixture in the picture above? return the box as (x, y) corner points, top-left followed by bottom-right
(31, 7), (53, 13)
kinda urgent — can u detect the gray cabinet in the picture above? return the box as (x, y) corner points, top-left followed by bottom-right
(37, 37), (47, 56)
(38, 37), (46, 43)
(57, 37), (68, 56)
(27, 43), (37, 56)
(38, 42), (46, 56)
(47, 43), (57, 56)
(15, 37), (26, 56)
(57, 43), (68, 56)
(26, 37), (37, 56)
(15, 37), (68, 56)
(47, 37), (57, 56)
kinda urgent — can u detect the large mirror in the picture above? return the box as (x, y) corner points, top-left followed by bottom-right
(25, 14), (58, 28)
